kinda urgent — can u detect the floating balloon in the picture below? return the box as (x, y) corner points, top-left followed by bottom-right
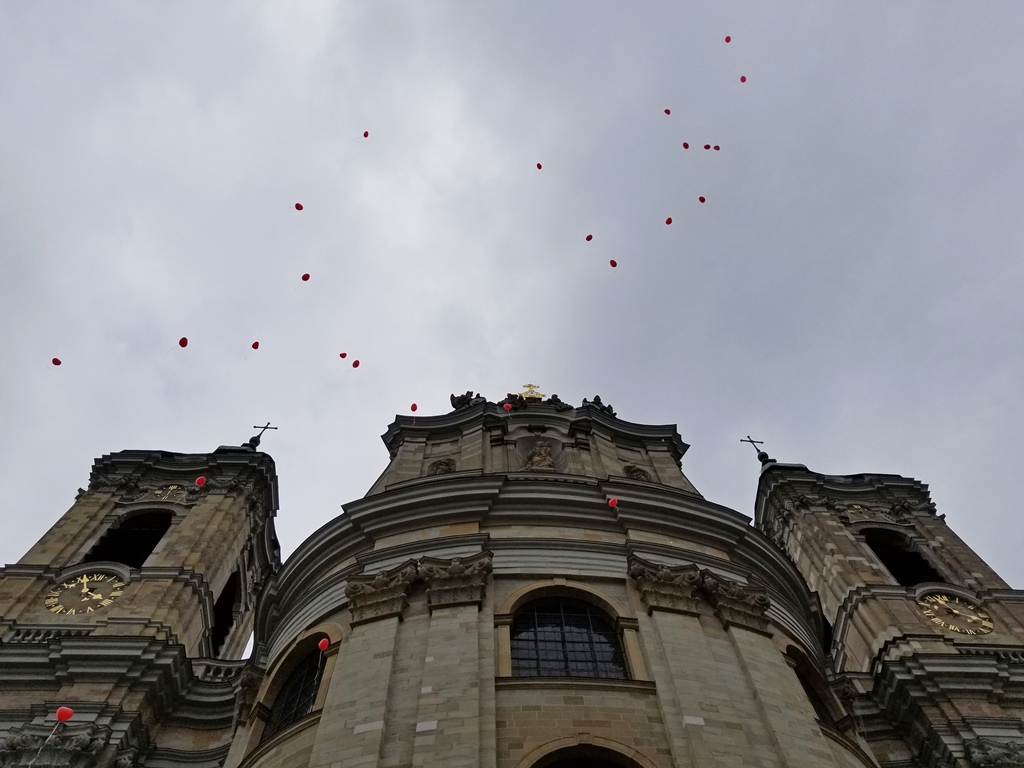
(294, 203), (303, 211)
(318, 638), (329, 651)
(725, 35), (731, 43)
(586, 234), (593, 242)
(363, 131), (369, 138)
(503, 403), (513, 412)
(536, 163), (542, 169)
(664, 108), (671, 115)
(704, 144), (711, 150)
(195, 476), (206, 487)
(609, 259), (618, 268)
(301, 273), (310, 281)
(339, 352), (347, 358)
(251, 341), (259, 350)
(352, 360), (360, 368)
(665, 217), (672, 225)
(740, 76), (747, 83)
(608, 498), (618, 508)
(713, 145), (720, 151)
(52, 358), (61, 366)
(410, 403), (418, 412)
(699, 196), (706, 203)
(179, 337), (188, 348)
(682, 142), (689, 149)
(56, 707), (74, 723)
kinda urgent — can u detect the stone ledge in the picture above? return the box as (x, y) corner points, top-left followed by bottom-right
(495, 677), (657, 694)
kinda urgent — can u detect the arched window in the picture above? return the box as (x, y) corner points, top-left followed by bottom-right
(211, 572), (240, 657)
(263, 649), (325, 739)
(511, 598), (626, 679)
(862, 529), (946, 587)
(81, 511), (173, 569)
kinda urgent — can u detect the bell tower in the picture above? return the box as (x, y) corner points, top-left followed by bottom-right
(754, 452), (1024, 767)
(0, 434), (281, 767)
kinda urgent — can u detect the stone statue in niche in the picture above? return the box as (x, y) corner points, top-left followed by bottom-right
(623, 465), (651, 481)
(427, 458), (456, 475)
(522, 439), (556, 471)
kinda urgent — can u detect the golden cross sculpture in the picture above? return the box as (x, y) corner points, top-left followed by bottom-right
(520, 383), (545, 399)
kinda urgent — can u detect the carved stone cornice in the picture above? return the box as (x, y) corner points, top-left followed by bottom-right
(419, 552), (493, 610)
(627, 556), (773, 634)
(627, 556), (703, 615)
(0, 724), (108, 768)
(345, 560), (418, 626)
(964, 738), (1024, 767)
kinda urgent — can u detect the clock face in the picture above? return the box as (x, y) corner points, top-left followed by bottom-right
(44, 572), (127, 617)
(917, 593), (993, 636)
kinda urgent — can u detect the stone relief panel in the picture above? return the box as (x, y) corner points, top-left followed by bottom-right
(622, 464), (652, 482)
(426, 458), (456, 476)
(0, 724), (108, 768)
(964, 738), (1024, 767)
(516, 437), (563, 472)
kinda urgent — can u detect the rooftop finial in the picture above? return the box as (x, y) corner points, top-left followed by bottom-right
(247, 422), (278, 449)
(740, 435), (774, 464)
(520, 383), (545, 400)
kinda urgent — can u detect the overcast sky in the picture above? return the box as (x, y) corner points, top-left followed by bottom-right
(2, 3), (1022, 589)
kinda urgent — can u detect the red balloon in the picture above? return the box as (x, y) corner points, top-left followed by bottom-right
(251, 341), (259, 350)
(179, 337), (188, 348)
(339, 352), (347, 358)
(363, 130), (369, 138)
(56, 707), (73, 723)
(608, 498), (618, 508)
(714, 145), (720, 151)
(664, 108), (671, 115)
(503, 403), (513, 412)
(682, 142), (689, 149)
(586, 234), (593, 242)
(301, 273), (310, 281)
(740, 76), (747, 83)
(195, 476), (206, 487)
(725, 35), (731, 43)
(609, 259), (618, 268)
(52, 357), (62, 366)
(536, 162), (542, 169)
(352, 360), (360, 368)
(318, 638), (329, 651)
(665, 217), (672, 225)
(410, 403), (418, 412)
(294, 203), (303, 211)
(704, 144), (711, 150)
(699, 196), (706, 203)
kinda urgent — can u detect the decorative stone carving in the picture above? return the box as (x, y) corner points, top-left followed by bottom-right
(623, 465), (651, 482)
(114, 748), (140, 768)
(702, 571), (772, 633)
(835, 501), (913, 526)
(964, 738), (1024, 767)
(345, 560), (418, 625)
(0, 724), (107, 768)
(232, 664), (265, 730)
(544, 394), (574, 411)
(427, 458), (456, 476)
(522, 439), (556, 471)
(582, 395), (616, 416)
(765, 497), (798, 547)
(419, 552), (493, 609)
(628, 557), (703, 614)
(628, 556), (773, 633)
(450, 391), (485, 410)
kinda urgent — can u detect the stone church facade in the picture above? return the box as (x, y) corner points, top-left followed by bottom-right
(1, 392), (1023, 768)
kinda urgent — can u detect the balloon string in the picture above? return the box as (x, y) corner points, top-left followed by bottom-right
(26, 723), (61, 768)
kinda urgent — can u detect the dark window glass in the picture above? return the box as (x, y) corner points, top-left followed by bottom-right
(263, 650), (325, 739)
(863, 529), (946, 587)
(81, 511), (173, 569)
(511, 598), (626, 679)
(211, 572), (240, 657)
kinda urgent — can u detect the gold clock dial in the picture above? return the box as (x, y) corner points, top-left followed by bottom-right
(44, 572), (127, 617)
(917, 593), (993, 636)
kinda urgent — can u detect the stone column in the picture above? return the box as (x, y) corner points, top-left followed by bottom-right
(308, 561), (417, 768)
(412, 553), (492, 768)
